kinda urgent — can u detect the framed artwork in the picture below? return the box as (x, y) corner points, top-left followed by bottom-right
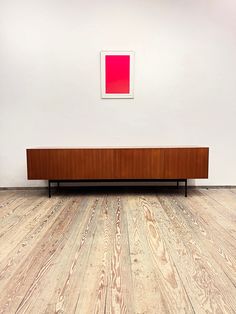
(101, 51), (134, 98)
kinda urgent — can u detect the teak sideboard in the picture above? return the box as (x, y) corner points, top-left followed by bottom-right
(26, 147), (209, 197)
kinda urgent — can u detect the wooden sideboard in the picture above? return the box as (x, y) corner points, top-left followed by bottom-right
(26, 147), (209, 197)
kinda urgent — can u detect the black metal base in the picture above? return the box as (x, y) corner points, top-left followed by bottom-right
(48, 179), (188, 198)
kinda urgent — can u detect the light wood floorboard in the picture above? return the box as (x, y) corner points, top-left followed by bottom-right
(0, 189), (235, 314)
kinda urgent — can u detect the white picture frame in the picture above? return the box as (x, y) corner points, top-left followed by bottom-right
(101, 51), (135, 99)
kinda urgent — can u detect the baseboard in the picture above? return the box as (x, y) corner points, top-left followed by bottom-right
(1, 185), (236, 190)
(0, 187), (47, 190)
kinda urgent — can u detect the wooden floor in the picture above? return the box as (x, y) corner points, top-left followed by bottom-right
(0, 188), (235, 314)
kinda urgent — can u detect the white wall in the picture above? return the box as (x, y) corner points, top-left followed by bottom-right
(1, 0), (236, 187)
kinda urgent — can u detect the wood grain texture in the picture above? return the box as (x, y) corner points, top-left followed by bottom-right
(27, 147), (209, 180)
(27, 149), (115, 180)
(0, 188), (235, 314)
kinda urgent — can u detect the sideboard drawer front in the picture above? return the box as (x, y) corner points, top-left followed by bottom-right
(163, 148), (209, 179)
(27, 149), (114, 179)
(114, 149), (165, 179)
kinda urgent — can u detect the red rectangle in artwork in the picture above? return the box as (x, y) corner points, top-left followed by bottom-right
(105, 55), (130, 94)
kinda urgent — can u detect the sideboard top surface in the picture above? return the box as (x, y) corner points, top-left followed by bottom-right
(27, 146), (209, 150)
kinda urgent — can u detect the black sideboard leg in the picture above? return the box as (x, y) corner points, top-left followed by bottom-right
(185, 179), (187, 197)
(57, 181), (60, 192)
(177, 180), (179, 189)
(48, 180), (51, 198)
